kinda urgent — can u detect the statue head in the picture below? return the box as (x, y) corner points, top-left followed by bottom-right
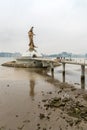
(29, 26), (34, 32)
(31, 26), (34, 30)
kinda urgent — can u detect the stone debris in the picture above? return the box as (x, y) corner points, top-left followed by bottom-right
(17, 125), (24, 130)
(39, 113), (45, 119)
(44, 96), (87, 122)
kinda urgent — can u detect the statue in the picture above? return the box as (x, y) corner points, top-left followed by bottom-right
(28, 27), (37, 52)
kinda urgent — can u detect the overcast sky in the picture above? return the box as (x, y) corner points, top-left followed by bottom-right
(0, 0), (87, 54)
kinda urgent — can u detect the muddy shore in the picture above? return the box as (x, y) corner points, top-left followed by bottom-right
(0, 67), (87, 130)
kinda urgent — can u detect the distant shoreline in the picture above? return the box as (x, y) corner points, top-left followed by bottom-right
(0, 52), (21, 57)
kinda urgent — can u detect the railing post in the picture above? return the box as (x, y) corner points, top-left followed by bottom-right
(81, 65), (85, 89)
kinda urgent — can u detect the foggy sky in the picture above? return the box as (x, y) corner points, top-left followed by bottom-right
(0, 0), (87, 54)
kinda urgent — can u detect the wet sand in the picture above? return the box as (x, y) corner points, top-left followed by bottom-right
(0, 67), (87, 130)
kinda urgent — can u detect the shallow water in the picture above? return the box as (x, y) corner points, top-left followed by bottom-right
(0, 57), (87, 89)
(0, 57), (58, 129)
(48, 62), (87, 89)
(0, 57), (56, 95)
(0, 57), (87, 129)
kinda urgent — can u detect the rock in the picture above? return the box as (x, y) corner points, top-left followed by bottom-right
(66, 118), (74, 126)
(0, 126), (5, 130)
(44, 104), (50, 108)
(48, 92), (52, 94)
(38, 126), (41, 129)
(23, 120), (30, 123)
(17, 125), (24, 130)
(83, 94), (87, 101)
(43, 128), (47, 130)
(62, 97), (70, 102)
(39, 113), (45, 119)
(7, 84), (9, 87)
(53, 102), (65, 107)
(62, 116), (65, 119)
(75, 95), (78, 98)
(46, 107), (48, 110)
(42, 99), (47, 102)
(83, 116), (87, 121)
(74, 107), (81, 114)
(49, 126), (52, 129)
(48, 112), (51, 115)
(53, 97), (61, 101)
(74, 119), (81, 125)
(37, 123), (40, 126)
(71, 87), (76, 91)
(47, 116), (50, 120)
(58, 90), (62, 94)
(16, 115), (19, 117)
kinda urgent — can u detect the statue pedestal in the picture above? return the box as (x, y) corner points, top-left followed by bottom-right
(22, 48), (42, 58)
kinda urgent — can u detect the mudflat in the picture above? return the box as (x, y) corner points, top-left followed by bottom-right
(0, 68), (87, 130)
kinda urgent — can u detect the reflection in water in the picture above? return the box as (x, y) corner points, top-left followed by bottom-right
(29, 68), (49, 98)
(81, 76), (85, 89)
(51, 69), (54, 79)
(62, 71), (65, 82)
(29, 79), (35, 97)
(29, 68), (55, 98)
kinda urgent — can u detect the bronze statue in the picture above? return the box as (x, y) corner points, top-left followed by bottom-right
(28, 27), (37, 52)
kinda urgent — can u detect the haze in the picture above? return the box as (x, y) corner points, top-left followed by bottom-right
(0, 0), (87, 54)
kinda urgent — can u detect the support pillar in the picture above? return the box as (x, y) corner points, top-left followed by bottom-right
(81, 65), (85, 89)
(62, 63), (65, 82)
